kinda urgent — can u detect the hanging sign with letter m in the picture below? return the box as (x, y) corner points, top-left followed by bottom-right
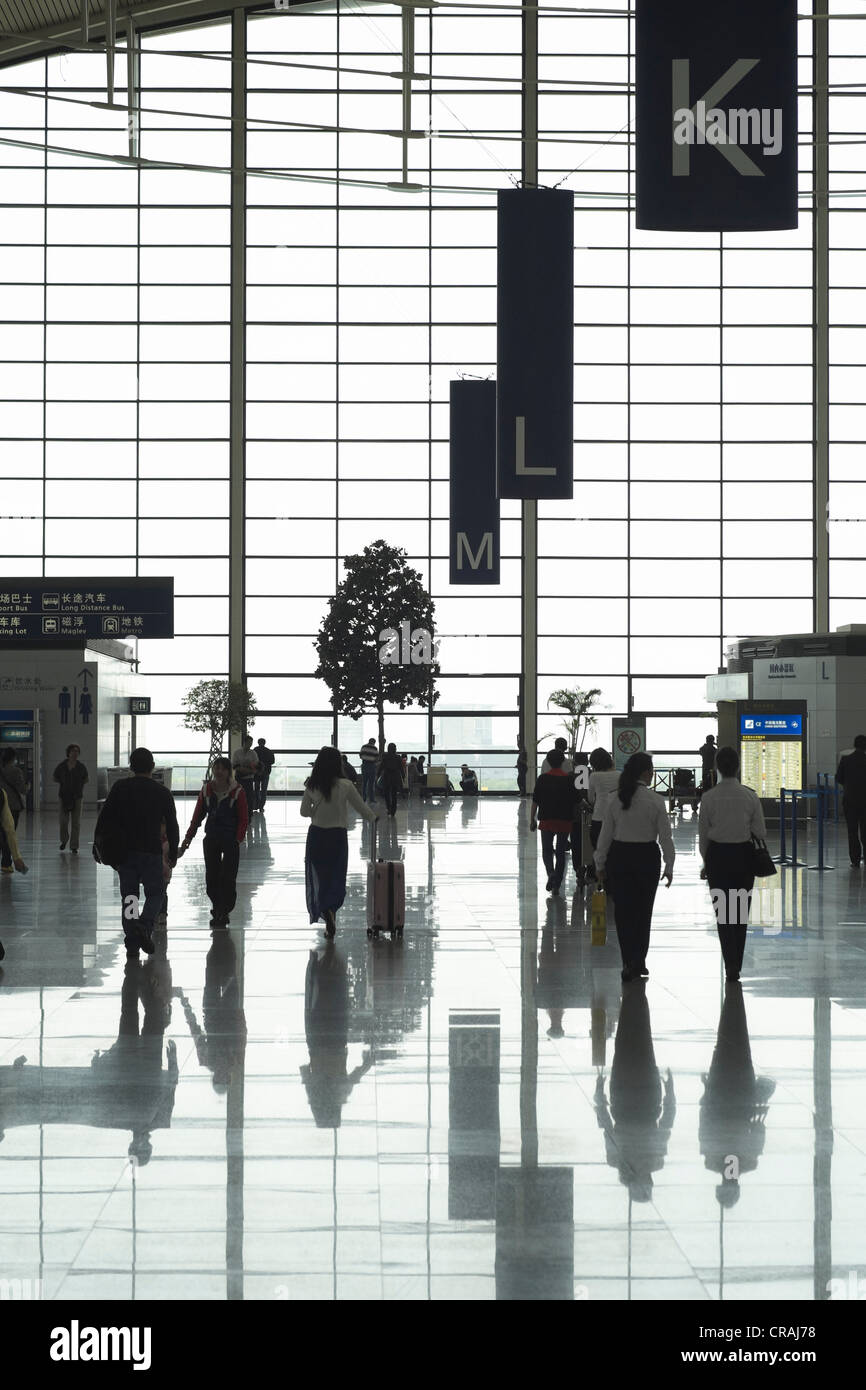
(450, 380), (500, 585)
(636, 0), (798, 232)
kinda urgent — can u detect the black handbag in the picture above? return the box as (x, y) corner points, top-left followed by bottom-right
(751, 835), (777, 878)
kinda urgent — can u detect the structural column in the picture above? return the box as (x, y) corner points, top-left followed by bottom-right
(519, 1), (539, 1172)
(520, 4), (538, 775)
(813, 1), (830, 632)
(229, 9), (247, 730)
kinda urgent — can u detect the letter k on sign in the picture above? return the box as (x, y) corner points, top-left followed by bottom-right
(672, 58), (761, 176)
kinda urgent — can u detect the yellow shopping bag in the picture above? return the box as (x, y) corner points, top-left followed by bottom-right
(591, 888), (607, 946)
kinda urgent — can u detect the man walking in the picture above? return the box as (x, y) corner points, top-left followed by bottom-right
(836, 734), (866, 867)
(530, 749), (578, 896)
(253, 737), (275, 810)
(232, 734), (259, 819)
(359, 738), (379, 804)
(380, 742), (404, 819)
(93, 747), (179, 958)
(699, 733), (718, 792)
(541, 738), (573, 775)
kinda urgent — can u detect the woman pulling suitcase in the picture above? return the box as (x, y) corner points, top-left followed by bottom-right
(301, 746), (378, 938)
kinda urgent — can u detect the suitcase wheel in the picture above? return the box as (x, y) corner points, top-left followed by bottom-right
(366, 927), (374, 939)
(396, 928), (404, 940)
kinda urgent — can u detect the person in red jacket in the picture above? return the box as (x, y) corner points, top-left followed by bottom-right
(178, 757), (249, 927)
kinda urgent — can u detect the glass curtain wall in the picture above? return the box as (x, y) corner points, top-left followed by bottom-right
(0, 3), (851, 789)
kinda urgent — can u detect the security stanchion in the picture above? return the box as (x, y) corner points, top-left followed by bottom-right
(789, 790), (814, 868)
(776, 788), (787, 864)
(808, 785), (836, 872)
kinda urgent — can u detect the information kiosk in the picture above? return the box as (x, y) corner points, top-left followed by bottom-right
(723, 699), (807, 807)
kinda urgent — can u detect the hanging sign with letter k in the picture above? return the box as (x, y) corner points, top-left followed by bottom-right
(636, 0), (798, 231)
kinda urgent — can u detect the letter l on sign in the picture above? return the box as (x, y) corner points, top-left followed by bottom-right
(515, 415), (555, 476)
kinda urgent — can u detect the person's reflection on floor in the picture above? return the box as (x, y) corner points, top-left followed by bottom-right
(700, 983), (775, 1207)
(247, 811), (273, 859)
(301, 945), (373, 1128)
(90, 952), (179, 1166)
(594, 981), (675, 1202)
(536, 896), (573, 1037)
(181, 933), (247, 1093)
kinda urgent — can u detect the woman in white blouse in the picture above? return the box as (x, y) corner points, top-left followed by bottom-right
(698, 745), (767, 983)
(595, 752), (675, 983)
(301, 746), (377, 938)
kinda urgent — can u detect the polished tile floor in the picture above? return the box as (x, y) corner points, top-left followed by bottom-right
(0, 795), (864, 1301)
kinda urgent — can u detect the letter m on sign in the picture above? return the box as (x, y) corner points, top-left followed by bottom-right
(456, 532), (494, 572)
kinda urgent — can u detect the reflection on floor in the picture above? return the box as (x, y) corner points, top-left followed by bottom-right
(0, 796), (863, 1301)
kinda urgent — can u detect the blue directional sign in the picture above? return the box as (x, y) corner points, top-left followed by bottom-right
(740, 713), (803, 738)
(0, 579), (174, 644)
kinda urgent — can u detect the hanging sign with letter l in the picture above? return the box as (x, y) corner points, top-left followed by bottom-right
(496, 188), (574, 500)
(449, 380), (500, 585)
(635, 0), (798, 232)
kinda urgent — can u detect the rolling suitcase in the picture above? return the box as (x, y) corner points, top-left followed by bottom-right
(366, 821), (405, 940)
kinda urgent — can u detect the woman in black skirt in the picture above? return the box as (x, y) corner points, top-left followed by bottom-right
(698, 745), (767, 983)
(595, 753), (675, 983)
(301, 746), (377, 937)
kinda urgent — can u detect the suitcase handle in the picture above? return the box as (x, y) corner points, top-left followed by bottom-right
(370, 816), (378, 862)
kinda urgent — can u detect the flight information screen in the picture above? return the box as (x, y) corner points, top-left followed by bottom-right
(740, 737), (803, 799)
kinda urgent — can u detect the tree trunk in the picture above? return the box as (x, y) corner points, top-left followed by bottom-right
(377, 696), (385, 754)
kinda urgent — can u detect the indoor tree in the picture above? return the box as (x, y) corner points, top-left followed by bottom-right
(181, 679), (258, 773)
(541, 687), (603, 760)
(315, 539), (440, 750)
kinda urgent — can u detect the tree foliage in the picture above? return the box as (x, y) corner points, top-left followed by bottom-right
(315, 540), (439, 749)
(182, 679), (258, 770)
(542, 687), (603, 758)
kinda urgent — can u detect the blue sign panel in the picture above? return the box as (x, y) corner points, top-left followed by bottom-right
(740, 714), (803, 737)
(0, 579), (174, 643)
(0, 725), (33, 742)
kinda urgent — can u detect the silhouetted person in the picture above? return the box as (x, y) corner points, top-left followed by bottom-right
(699, 745), (767, 982)
(836, 733), (866, 867)
(595, 982), (675, 1202)
(0, 749), (26, 872)
(360, 739), (379, 804)
(231, 734), (258, 823)
(516, 737), (528, 796)
(380, 742), (403, 819)
(253, 737), (275, 811)
(541, 738), (573, 775)
(699, 984), (775, 1207)
(459, 763), (478, 794)
(300, 946), (373, 1127)
(179, 756), (249, 927)
(595, 753), (674, 983)
(699, 733), (718, 791)
(531, 748), (576, 896)
(301, 746), (376, 938)
(54, 742), (88, 853)
(94, 747), (179, 958)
